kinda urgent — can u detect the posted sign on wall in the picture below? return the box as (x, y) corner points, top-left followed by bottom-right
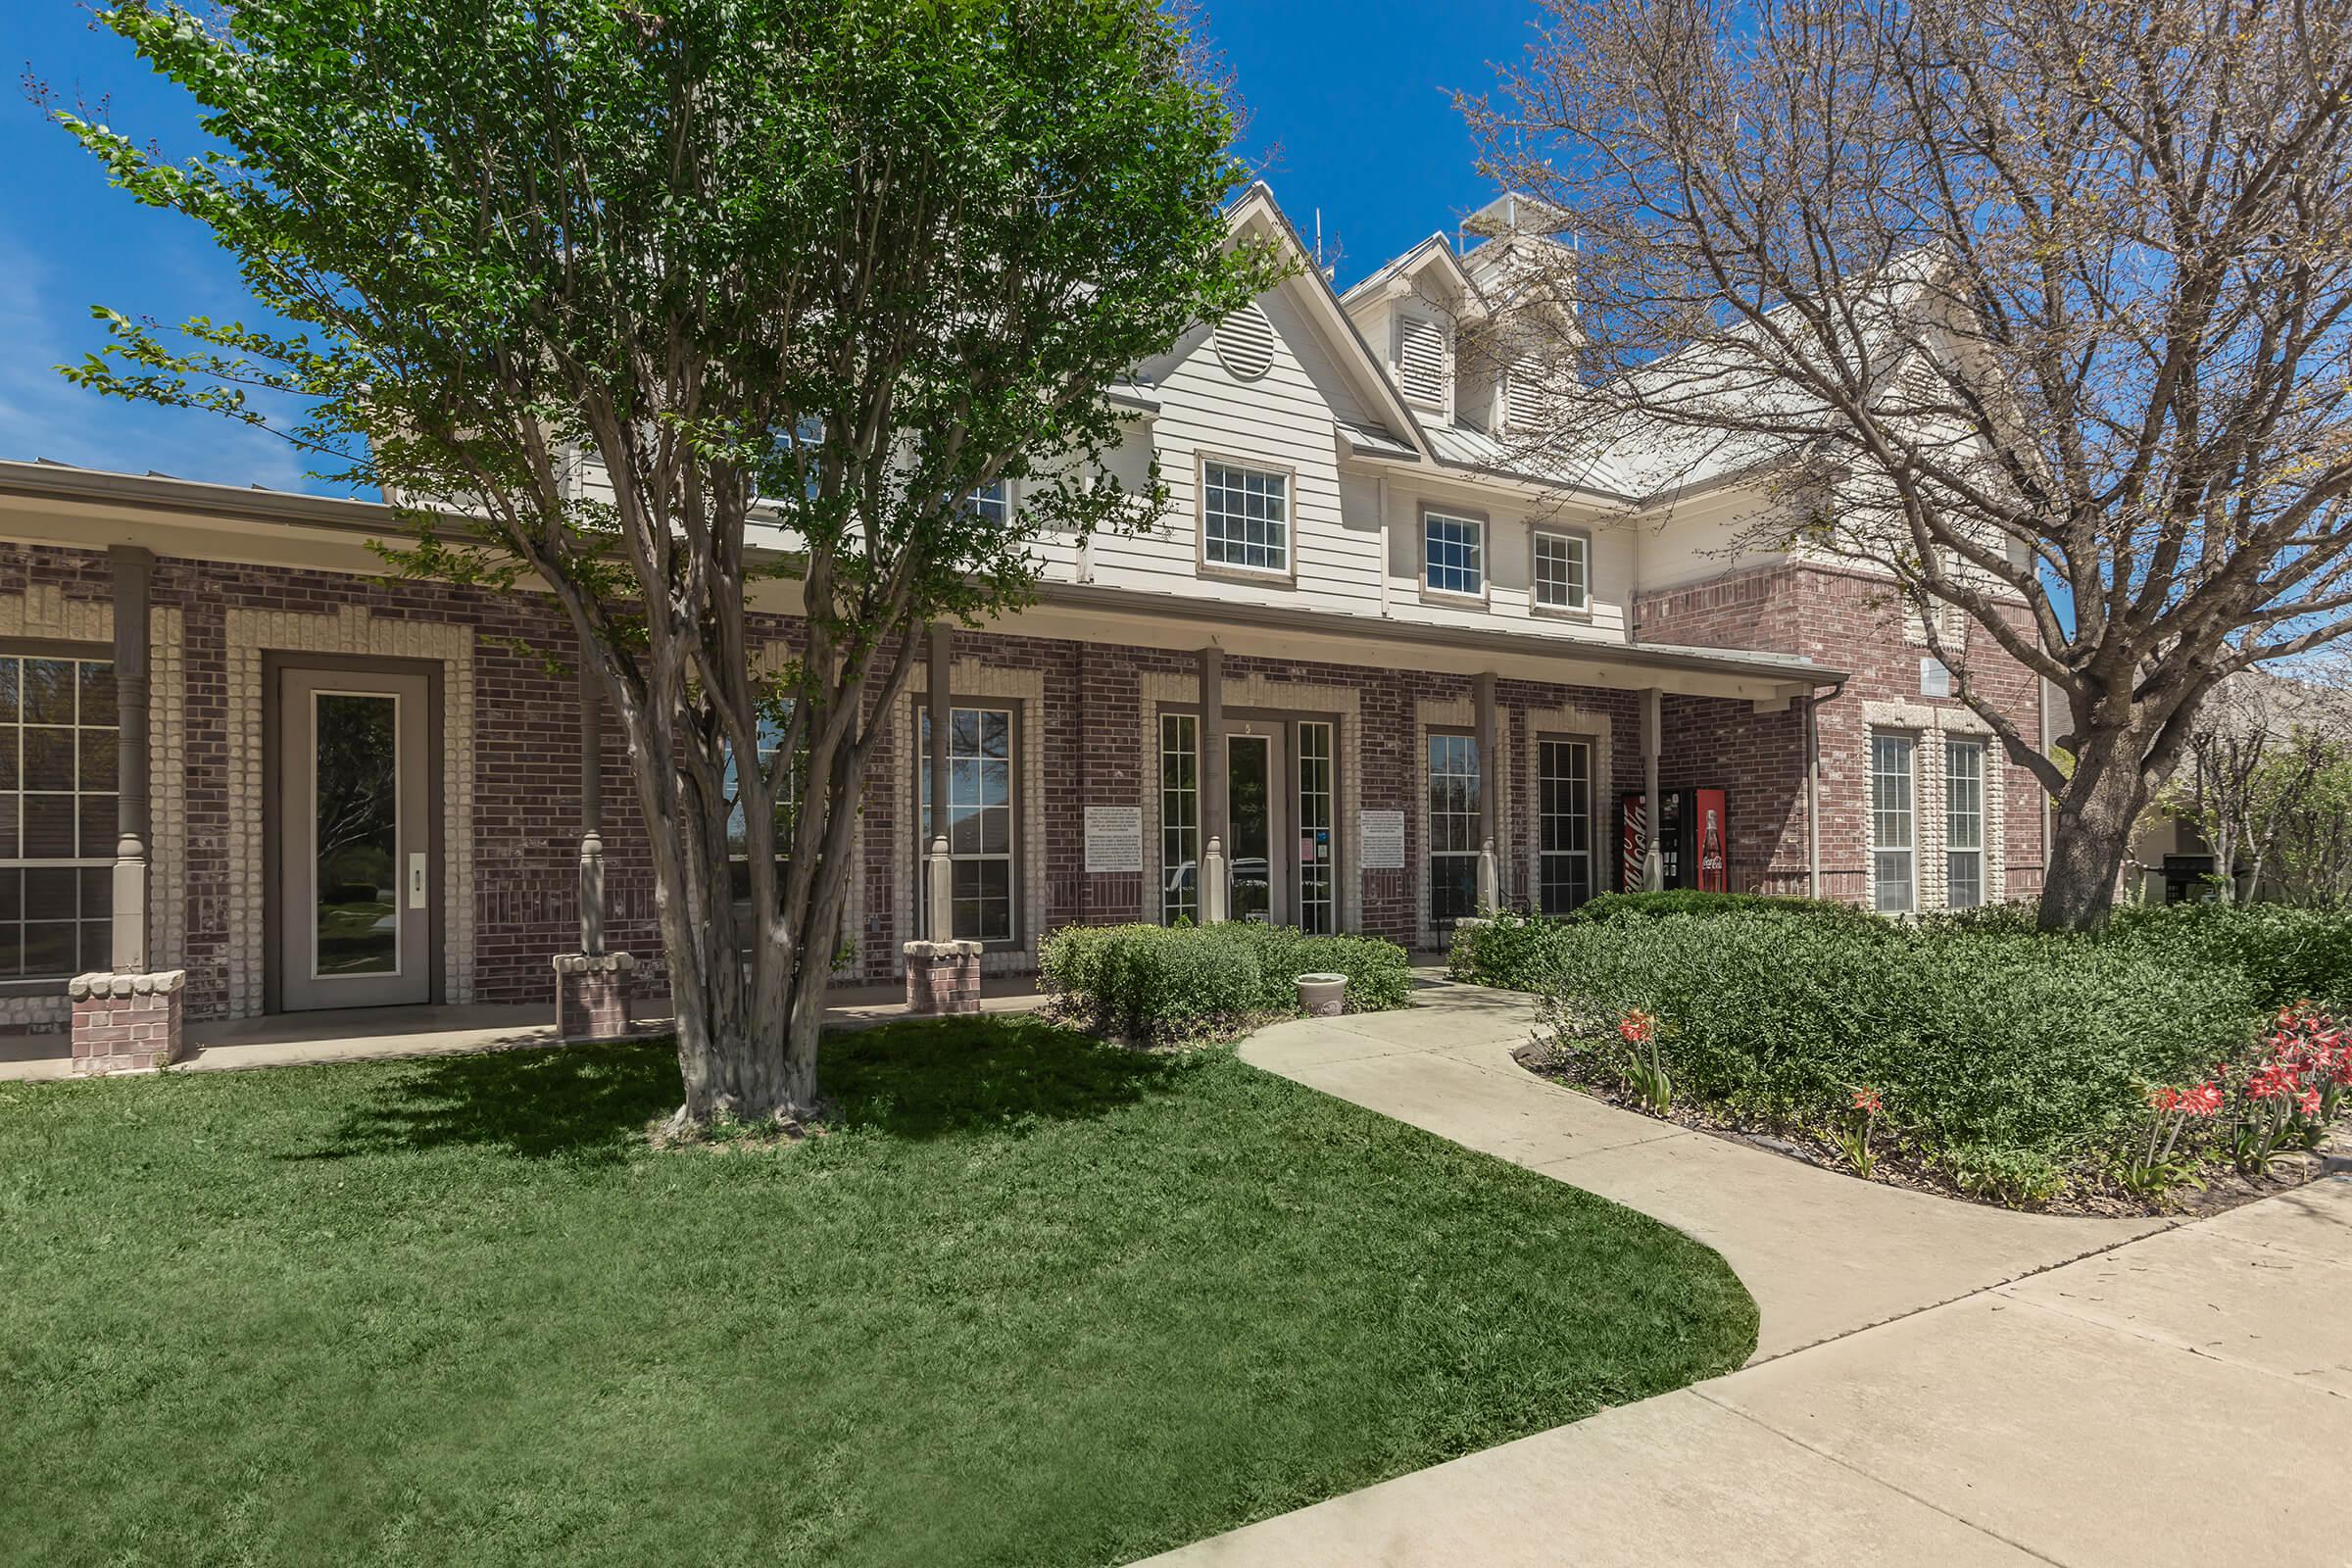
(1083, 806), (1143, 873)
(1360, 809), (1406, 870)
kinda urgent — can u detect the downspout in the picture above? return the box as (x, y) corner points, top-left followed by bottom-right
(1804, 679), (1847, 901)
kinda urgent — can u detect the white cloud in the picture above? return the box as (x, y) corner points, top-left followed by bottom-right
(0, 232), (341, 496)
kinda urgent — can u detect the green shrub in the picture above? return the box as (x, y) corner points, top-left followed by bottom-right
(1532, 910), (2260, 1189)
(1041, 921), (1411, 1043)
(1450, 897), (1877, 993)
(1572, 890), (1874, 925)
(2104, 902), (2352, 1009)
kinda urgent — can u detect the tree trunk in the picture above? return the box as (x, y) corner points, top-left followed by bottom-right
(2038, 733), (2153, 930)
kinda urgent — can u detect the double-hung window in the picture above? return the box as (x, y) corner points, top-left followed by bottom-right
(1427, 732), (1482, 926)
(0, 654), (116, 979)
(1870, 732), (1917, 913)
(919, 705), (1016, 944)
(1537, 738), (1593, 914)
(1424, 513), (1485, 598)
(1945, 738), (1985, 910)
(1532, 530), (1589, 612)
(1201, 460), (1288, 574)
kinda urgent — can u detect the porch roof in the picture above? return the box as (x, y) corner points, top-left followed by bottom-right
(0, 458), (1846, 701)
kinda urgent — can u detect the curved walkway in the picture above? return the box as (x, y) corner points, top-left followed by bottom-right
(1143, 976), (2352, 1567)
(1239, 977), (2160, 1362)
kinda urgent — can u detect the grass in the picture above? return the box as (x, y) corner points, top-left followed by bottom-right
(1, 1015), (1756, 1567)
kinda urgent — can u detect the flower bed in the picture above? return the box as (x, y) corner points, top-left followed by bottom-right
(1041, 921), (1412, 1045)
(1503, 906), (2350, 1210)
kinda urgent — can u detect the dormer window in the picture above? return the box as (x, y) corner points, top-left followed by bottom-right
(1395, 312), (1449, 411)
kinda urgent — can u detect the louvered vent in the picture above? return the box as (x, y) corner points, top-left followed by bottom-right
(1214, 304), (1276, 380)
(1505, 355), (1547, 435)
(1396, 314), (1447, 407)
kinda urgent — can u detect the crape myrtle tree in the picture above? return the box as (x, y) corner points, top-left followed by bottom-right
(59, 0), (1274, 1128)
(1468, 0), (2352, 928)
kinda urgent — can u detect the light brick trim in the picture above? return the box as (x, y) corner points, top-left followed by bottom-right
(1138, 668), (1365, 934)
(223, 607), (476, 1016)
(1518, 703), (1615, 912)
(896, 660), (1047, 975)
(1415, 695), (1510, 949)
(1860, 698), (2005, 909)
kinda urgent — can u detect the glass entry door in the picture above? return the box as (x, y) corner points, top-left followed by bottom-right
(276, 665), (433, 1009)
(1226, 731), (1285, 924)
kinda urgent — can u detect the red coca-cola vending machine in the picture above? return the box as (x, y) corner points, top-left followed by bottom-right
(1619, 788), (1731, 892)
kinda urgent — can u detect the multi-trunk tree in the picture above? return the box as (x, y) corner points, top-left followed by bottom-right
(60, 0), (1272, 1128)
(1470, 0), (2352, 927)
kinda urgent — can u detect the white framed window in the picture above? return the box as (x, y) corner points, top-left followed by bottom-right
(1538, 737), (1592, 914)
(1297, 720), (1335, 934)
(1428, 731), (1481, 926)
(1532, 530), (1590, 612)
(965, 479), (1008, 525)
(1200, 460), (1289, 575)
(919, 705), (1016, 944)
(0, 655), (116, 979)
(1945, 738), (1984, 909)
(723, 706), (798, 948)
(1159, 712), (1199, 926)
(1871, 732), (1917, 913)
(1424, 513), (1485, 598)
(1396, 313), (1448, 408)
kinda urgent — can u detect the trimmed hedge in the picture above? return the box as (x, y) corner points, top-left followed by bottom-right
(1529, 910), (2262, 1200)
(1041, 921), (1412, 1044)
(1572, 890), (1872, 925)
(2104, 903), (2352, 1010)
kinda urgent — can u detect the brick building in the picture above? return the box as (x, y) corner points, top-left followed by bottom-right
(0, 186), (2047, 1069)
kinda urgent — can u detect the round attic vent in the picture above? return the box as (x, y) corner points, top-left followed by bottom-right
(1214, 304), (1276, 380)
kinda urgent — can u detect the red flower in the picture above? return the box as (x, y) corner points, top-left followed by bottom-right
(1851, 1086), (1884, 1116)
(1618, 1009), (1654, 1046)
(2180, 1082), (2224, 1117)
(2297, 1087), (2324, 1117)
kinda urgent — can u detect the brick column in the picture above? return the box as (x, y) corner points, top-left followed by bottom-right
(69, 971), (186, 1075)
(554, 951), (635, 1041)
(71, 548), (186, 1074)
(903, 939), (981, 1015)
(554, 658), (634, 1043)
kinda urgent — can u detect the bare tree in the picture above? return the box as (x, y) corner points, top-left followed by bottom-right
(1469, 0), (2352, 927)
(2167, 672), (2328, 900)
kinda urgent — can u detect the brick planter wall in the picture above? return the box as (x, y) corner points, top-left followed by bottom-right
(553, 952), (636, 1043)
(904, 941), (982, 1015)
(68, 970), (187, 1075)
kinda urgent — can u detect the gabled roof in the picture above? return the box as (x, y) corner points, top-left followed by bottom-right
(1221, 182), (1432, 464)
(1338, 231), (1484, 316)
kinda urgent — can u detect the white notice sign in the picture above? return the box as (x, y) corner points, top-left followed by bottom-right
(1360, 809), (1406, 870)
(1084, 806), (1144, 873)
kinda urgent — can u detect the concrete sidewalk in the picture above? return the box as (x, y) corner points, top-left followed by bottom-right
(1245, 978), (2161, 1360)
(1144, 979), (2352, 1567)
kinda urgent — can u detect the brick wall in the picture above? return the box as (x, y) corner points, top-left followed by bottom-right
(0, 540), (1841, 1024)
(1637, 561), (2047, 905)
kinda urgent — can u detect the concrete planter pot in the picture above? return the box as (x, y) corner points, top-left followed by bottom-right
(1295, 972), (1348, 1018)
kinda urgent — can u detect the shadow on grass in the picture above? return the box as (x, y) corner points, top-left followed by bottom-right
(291, 1041), (680, 1164)
(291, 1015), (1184, 1162)
(820, 1013), (1188, 1141)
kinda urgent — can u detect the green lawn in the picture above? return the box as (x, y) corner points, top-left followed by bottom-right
(2, 1015), (1756, 1567)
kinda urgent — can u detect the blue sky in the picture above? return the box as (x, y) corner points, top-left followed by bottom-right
(1, 1), (1543, 497)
